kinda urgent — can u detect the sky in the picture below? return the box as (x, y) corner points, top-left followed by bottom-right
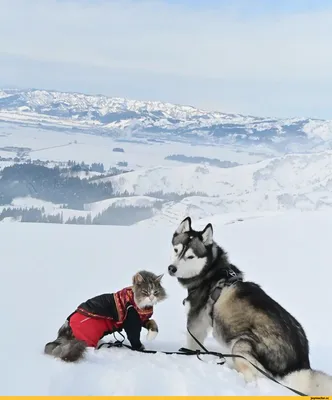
(1, 0), (332, 119)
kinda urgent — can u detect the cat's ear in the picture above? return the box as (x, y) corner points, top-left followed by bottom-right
(155, 274), (164, 283)
(133, 272), (144, 284)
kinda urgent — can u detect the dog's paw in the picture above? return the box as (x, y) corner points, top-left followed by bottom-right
(146, 329), (158, 341)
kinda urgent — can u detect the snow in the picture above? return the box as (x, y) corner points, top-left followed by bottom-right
(0, 197), (85, 222)
(0, 195), (163, 223)
(102, 163), (263, 196)
(303, 119), (332, 140)
(0, 159), (15, 170)
(0, 197), (60, 216)
(84, 196), (162, 216)
(10, 197), (61, 211)
(104, 151), (332, 198)
(0, 122), (268, 170)
(1, 210), (332, 395)
(0, 88), (263, 129)
(4, 117), (332, 223)
(97, 151), (332, 215)
(137, 201), (286, 228)
(2, 88), (332, 148)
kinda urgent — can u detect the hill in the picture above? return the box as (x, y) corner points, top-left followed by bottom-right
(98, 150), (332, 219)
(1, 211), (331, 395)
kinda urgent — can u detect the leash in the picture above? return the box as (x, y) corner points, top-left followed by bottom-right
(97, 332), (226, 362)
(186, 327), (307, 397)
(97, 330), (307, 396)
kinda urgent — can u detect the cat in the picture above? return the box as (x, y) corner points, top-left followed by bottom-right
(44, 270), (167, 362)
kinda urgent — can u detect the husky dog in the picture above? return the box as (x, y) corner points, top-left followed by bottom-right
(168, 216), (332, 396)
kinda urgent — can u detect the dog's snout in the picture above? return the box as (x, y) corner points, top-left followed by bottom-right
(168, 265), (177, 275)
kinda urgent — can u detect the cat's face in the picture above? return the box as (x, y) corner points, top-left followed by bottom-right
(132, 270), (167, 309)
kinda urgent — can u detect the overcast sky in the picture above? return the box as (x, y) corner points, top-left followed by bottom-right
(1, 0), (332, 119)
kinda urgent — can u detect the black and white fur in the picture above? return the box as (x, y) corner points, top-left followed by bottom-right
(168, 216), (332, 396)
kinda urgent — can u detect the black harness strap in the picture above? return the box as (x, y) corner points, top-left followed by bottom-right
(210, 274), (242, 302)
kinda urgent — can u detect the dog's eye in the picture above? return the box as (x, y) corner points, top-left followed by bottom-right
(174, 248), (178, 253)
(187, 255), (195, 259)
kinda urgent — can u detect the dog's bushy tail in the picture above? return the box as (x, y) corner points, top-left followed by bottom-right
(281, 368), (332, 396)
(44, 321), (87, 362)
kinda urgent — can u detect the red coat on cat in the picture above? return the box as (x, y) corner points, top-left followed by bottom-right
(68, 286), (154, 348)
(44, 271), (166, 362)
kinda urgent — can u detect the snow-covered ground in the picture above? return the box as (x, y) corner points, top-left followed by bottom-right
(104, 151), (332, 197)
(3, 119), (332, 223)
(84, 196), (162, 215)
(0, 122), (269, 171)
(0, 196), (162, 224)
(96, 150), (332, 217)
(1, 210), (331, 395)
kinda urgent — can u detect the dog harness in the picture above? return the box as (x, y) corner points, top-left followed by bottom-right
(182, 268), (243, 306)
(209, 269), (243, 303)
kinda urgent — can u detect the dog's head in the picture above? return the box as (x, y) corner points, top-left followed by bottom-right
(168, 216), (214, 279)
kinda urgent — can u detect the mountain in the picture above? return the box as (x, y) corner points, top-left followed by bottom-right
(1, 88), (332, 151)
(94, 150), (332, 225)
(3, 149), (332, 226)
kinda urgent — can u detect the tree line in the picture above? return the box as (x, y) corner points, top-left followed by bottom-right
(0, 203), (158, 226)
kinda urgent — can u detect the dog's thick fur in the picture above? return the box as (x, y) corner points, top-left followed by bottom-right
(168, 216), (332, 396)
(44, 321), (87, 362)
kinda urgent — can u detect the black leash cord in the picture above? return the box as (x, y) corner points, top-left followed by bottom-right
(97, 332), (224, 359)
(98, 330), (307, 397)
(186, 328), (307, 396)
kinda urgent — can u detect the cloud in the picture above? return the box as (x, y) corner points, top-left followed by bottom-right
(1, 0), (332, 118)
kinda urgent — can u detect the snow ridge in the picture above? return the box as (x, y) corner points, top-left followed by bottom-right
(101, 150), (332, 225)
(1, 88), (332, 148)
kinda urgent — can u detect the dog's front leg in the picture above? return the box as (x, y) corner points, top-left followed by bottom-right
(185, 306), (210, 351)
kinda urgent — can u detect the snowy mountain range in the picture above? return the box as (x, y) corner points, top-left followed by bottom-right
(1, 88), (332, 151)
(2, 87), (332, 226)
(3, 147), (332, 226)
(91, 150), (332, 226)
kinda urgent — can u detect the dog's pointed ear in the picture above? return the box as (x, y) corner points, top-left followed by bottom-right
(175, 216), (192, 234)
(201, 223), (213, 245)
(155, 274), (164, 283)
(133, 272), (144, 284)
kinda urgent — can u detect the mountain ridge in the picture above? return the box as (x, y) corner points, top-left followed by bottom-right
(73, 149), (332, 224)
(1, 87), (332, 151)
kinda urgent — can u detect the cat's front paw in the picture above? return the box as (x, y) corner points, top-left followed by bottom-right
(145, 319), (159, 341)
(146, 329), (158, 341)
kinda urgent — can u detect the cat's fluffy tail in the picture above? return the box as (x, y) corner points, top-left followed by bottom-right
(281, 368), (332, 396)
(44, 321), (87, 362)
(44, 337), (87, 362)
